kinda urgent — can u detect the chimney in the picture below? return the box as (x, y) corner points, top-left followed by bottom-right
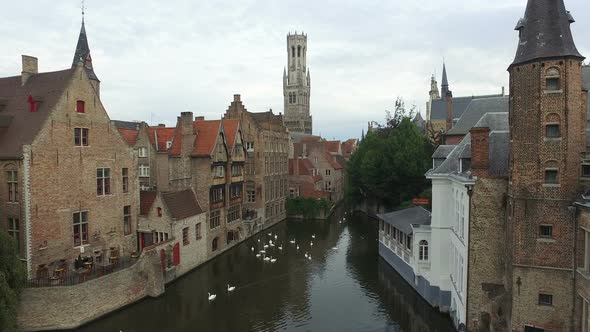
(501, 86), (505, 96)
(180, 112), (194, 135)
(194, 116), (205, 121)
(445, 91), (453, 131)
(470, 127), (490, 177)
(21, 55), (38, 86)
(158, 123), (166, 128)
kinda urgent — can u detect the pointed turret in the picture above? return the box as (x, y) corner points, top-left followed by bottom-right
(72, 20), (99, 82)
(441, 62), (449, 98)
(512, 0), (584, 66)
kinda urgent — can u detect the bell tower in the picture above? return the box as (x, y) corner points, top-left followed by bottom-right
(283, 32), (312, 134)
(507, 0), (585, 330)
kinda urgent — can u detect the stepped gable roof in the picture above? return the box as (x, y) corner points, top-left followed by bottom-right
(117, 128), (139, 146)
(0, 68), (75, 159)
(377, 206), (431, 235)
(512, 0), (584, 67)
(140, 191), (157, 216)
(161, 189), (204, 220)
(325, 141), (341, 154)
(147, 127), (176, 152)
(223, 119), (240, 149)
(446, 96), (509, 135)
(193, 120), (222, 156)
(430, 93), (503, 121)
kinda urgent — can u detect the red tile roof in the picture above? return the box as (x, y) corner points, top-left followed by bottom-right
(140, 191), (157, 216)
(193, 120), (222, 156)
(301, 136), (322, 142)
(147, 127), (176, 152)
(325, 152), (343, 170)
(342, 138), (357, 154)
(223, 119), (239, 149)
(325, 141), (341, 154)
(117, 128), (139, 146)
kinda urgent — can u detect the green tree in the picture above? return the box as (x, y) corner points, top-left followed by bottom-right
(346, 97), (433, 210)
(0, 232), (26, 332)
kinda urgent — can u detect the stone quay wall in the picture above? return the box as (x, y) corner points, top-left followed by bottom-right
(17, 243), (166, 331)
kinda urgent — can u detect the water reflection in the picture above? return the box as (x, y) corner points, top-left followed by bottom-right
(74, 208), (453, 332)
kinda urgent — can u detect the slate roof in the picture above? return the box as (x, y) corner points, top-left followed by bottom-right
(446, 96), (509, 135)
(432, 145), (456, 159)
(72, 22), (99, 81)
(250, 110), (283, 127)
(112, 120), (141, 130)
(0, 68), (75, 159)
(140, 191), (157, 216)
(430, 94), (503, 121)
(512, 0), (584, 66)
(161, 189), (204, 220)
(377, 207), (431, 235)
(117, 128), (139, 146)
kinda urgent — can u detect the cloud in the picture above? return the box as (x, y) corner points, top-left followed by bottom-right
(1, 0), (589, 140)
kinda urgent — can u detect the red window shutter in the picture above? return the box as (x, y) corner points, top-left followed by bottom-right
(28, 95), (37, 112)
(76, 100), (85, 113)
(173, 243), (180, 266)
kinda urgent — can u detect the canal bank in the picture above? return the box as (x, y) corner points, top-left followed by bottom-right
(70, 209), (453, 332)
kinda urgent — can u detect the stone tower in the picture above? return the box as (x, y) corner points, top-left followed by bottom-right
(283, 32), (312, 134)
(426, 74), (440, 122)
(508, 0), (585, 330)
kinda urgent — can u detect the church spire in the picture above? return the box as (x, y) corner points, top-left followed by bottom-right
(441, 62), (449, 97)
(512, 0), (584, 66)
(72, 4), (99, 82)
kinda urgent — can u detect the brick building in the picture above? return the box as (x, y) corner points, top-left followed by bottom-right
(224, 95), (289, 230)
(0, 21), (138, 278)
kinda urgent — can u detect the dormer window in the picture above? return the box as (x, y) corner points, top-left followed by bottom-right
(459, 158), (471, 173)
(545, 68), (561, 91)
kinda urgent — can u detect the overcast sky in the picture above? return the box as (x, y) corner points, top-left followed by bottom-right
(1, 0), (589, 140)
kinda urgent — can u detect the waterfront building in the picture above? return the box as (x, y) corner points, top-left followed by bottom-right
(137, 189), (207, 276)
(290, 137), (345, 203)
(0, 20), (138, 278)
(224, 94), (289, 230)
(283, 32), (312, 134)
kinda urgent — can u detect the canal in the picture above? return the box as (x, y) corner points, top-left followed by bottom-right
(76, 208), (454, 332)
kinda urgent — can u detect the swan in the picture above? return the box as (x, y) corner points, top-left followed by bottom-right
(289, 240), (295, 244)
(264, 245), (269, 249)
(278, 246), (283, 250)
(274, 235), (278, 239)
(312, 235), (316, 239)
(259, 250), (266, 254)
(308, 255), (312, 260)
(264, 256), (271, 262)
(208, 293), (216, 301)
(256, 253), (261, 258)
(270, 257), (277, 263)
(332, 247), (338, 250)
(304, 253), (308, 258)
(270, 243), (275, 247)
(227, 284), (236, 292)
(268, 233), (272, 236)
(257, 239), (261, 243)
(310, 242), (313, 246)
(251, 246), (254, 252)
(296, 245), (300, 250)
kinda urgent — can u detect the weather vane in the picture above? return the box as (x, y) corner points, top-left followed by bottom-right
(81, 0), (86, 23)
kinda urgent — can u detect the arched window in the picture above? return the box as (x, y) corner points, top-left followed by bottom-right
(419, 240), (429, 261)
(297, 46), (301, 57)
(546, 67), (560, 91)
(212, 237), (219, 252)
(291, 47), (295, 58)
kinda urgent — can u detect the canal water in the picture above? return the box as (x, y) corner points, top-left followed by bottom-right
(76, 208), (454, 332)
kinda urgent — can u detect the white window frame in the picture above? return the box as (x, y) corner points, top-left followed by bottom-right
(139, 165), (150, 178)
(138, 147), (148, 158)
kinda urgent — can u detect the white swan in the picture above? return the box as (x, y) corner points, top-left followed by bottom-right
(304, 253), (308, 258)
(308, 255), (312, 260)
(208, 293), (216, 301)
(332, 247), (338, 250)
(259, 250), (266, 254)
(256, 253), (261, 258)
(264, 245), (269, 249)
(268, 233), (272, 236)
(312, 235), (316, 239)
(270, 257), (277, 263)
(274, 235), (278, 239)
(270, 243), (275, 247)
(251, 246), (254, 252)
(296, 245), (300, 250)
(289, 240), (295, 244)
(310, 242), (313, 246)
(227, 284), (235, 292)
(264, 256), (271, 262)
(278, 246), (283, 250)
(257, 239), (261, 243)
